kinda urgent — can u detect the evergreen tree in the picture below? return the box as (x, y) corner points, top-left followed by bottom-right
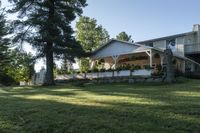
(116, 32), (132, 42)
(8, 0), (87, 85)
(0, 6), (10, 76)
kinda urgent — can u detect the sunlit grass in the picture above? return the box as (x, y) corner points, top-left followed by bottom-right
(173, 91), (200, 97)
(0, 78), (200, 132)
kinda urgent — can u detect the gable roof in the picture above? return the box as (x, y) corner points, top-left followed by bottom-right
(91, 39), (150, 55)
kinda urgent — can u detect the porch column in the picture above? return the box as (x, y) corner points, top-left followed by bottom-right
(112, 55), (119, 69)
(160, 54), (164, 66)
(90, 59), (95, 69)
(145, 50), (153, 67)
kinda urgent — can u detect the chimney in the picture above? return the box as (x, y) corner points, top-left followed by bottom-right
(192, 24), (200, 32)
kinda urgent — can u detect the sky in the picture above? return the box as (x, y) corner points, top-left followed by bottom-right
(81, 0), (200, 41)
(2, 0), (200, 71)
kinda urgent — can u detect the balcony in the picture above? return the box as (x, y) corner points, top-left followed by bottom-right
(184, 44), (200, 54)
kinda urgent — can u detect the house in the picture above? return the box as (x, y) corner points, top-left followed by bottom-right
(90, 24), (200, 74)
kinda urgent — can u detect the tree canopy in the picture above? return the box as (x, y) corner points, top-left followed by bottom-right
(4, 49), (35, 83)
(0, 8), (10, 70)
(76, 16), (110, 52)
(116, 32), (132, 42)
(8, 0), (87, 85)
(75, 16), (110, 72)
(0, 5), (14, 85)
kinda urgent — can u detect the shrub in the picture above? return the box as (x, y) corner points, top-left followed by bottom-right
(156, 64), (162, 72)
(91, 68), (99, 72)
(116, 67), (123, 72)
(0, 72), (17, 86)
(144, 65), (151, 70)
(151, 72), (163, 77)
(130, 65), (135, 71)
(99, 68), (106, 72)
(134, 65), (141, 70)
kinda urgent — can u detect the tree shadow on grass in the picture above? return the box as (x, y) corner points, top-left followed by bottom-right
(0, 88), (200, 133)
(0, 86), (78, 97)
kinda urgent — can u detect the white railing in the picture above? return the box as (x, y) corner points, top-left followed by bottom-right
(55, 69), (153, 80)
(184, 44), (200, 54)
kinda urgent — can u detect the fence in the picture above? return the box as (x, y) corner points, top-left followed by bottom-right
(55, 69), (153, 80)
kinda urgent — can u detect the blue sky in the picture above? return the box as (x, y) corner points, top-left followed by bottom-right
(2, 0), (200, 71)
(3, 0), (200, 41)
(80, 0), (200, 41)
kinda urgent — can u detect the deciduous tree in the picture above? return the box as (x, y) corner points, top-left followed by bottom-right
(75, 16), (110, 72)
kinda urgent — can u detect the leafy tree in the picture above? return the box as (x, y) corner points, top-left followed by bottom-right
(116, 32), (132, 42)
(76, 16), (110, 52)
(4, 49), (35, 83)
(75, 16), (110, 72)
(59, 54), (73, 74)
(8, 0), (87, 85)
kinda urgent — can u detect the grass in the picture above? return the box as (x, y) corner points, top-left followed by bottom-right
(0, 78), (200, 133)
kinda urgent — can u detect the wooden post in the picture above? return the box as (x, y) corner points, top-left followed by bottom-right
(145, 50), (153, 67)
(112, 55), (119, 69)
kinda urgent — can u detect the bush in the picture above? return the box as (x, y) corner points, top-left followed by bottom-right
(130, 65), (135, 71)
(91, 68), (99, 72)
(156, 64), (162, 73)
(116, 67), (123, 72)
(0, 72), (17, 86)
(144, 65), (151, 70)
(134, 65), (141, 70)
(151, 72), (163, 77)
(99, 68), (106, 72)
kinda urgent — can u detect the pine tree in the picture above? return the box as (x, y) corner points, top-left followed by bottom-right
(8, 0), (87, 85)
(116, 32), (132, 42)
(0, 8), (10, 71)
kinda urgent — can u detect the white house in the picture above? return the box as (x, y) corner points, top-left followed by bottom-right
(90, 24), (200, 74)
(53, 24), (200, 81)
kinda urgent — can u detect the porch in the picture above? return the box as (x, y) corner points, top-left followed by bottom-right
(91, 49), (164, 75)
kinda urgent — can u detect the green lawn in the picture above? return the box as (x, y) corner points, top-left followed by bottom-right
(0, 78), (200, 133)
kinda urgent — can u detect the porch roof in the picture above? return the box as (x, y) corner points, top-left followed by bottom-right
(90, 39), (200, 65)
(91, 39), (154, 59)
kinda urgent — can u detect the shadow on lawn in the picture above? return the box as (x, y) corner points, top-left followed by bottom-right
(0, 86), (77, 97)
(0, 94), (200, 133)
(0, 79), (200, 133)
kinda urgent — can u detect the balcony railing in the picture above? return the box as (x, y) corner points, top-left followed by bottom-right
(184, 44), (200, 54)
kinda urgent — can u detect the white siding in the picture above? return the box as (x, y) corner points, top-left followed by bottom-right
(153, 40), (166, 50)
(184, 34), (197, 44)
(92, 41), (139, 58)
(176, 37), (184, 45)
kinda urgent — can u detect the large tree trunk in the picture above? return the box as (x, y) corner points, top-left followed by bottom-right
(44, 0), (55, 86)
(44, 43), (55, 85)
